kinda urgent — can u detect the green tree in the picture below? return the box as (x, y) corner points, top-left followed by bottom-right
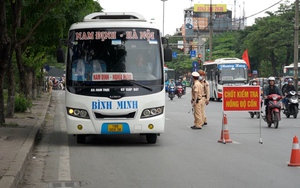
(0, 0), (12, 123)
(1, 0), (102, 122)
(210, 31), (238, 59)
(243, 2), (294, 77)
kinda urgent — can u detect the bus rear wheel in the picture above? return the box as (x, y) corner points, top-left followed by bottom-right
(146, 134), (157, 144)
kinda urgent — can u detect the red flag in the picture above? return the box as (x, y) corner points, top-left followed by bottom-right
(242, 49), (250, 70)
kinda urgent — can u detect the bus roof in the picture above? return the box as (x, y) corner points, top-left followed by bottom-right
(284, 63), (300, 68)
(70, 12), (160, 30)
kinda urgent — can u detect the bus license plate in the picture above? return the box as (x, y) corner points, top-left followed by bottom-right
(108, 124), (123, 132)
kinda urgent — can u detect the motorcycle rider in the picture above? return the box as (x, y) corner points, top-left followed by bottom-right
(176, 78), (183, 86)
(282, 78), (296, 110)
(176, 79), (184, 95)
(281, 77), (289, 94)
(168, 79), (176, 95)
(263, 76), (283, 117)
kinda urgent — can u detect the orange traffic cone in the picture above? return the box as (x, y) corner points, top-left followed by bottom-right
(218, 114), (232, 143)
(288, 136), (300, 167)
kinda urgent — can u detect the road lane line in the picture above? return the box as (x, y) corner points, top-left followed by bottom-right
(58, 100), (71, 181)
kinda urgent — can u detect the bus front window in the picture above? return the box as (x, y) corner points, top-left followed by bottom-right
(67, 29), (163, 85)
(217, 63), (247, 84)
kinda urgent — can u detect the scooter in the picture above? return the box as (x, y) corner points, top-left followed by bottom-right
(284, 90), (299, 118)
(168, 86), (176, 100)
(263, 94), (282, 129)
(176, 85), (183, 98)
(53, 81), (64, 90)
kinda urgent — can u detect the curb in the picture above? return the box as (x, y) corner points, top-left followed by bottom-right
(0, 94), (51, 188)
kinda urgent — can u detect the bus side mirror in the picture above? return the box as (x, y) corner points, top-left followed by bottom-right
(56, 47), (65, 63)
(164, 46), (172, 62)
(162, 37), (167, 45)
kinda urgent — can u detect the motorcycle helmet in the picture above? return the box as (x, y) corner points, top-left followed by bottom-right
(268, 76), (275, 82)
(288, 78), (293, 83)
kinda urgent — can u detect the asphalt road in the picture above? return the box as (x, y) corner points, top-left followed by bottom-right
(18, 88), (300, 188)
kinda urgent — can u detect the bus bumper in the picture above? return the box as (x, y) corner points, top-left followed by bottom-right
(65, 114), (165, 135)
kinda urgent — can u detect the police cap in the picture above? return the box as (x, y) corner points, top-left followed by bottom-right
(192, 72), (200, 77)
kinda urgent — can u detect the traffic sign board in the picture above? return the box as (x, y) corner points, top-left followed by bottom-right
(172, 52), (177, 58)
(190, 50), (196, 58)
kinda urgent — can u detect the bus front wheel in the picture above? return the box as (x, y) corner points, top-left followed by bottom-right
(77, 135), (86, 144)
(146, 134), (157, 144)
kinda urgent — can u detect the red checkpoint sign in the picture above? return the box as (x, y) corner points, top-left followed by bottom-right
(222, 86), (261, 111)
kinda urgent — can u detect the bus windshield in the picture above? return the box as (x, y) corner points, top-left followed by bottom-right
(66, 28), (163, 89)
(164, 68), (175, 82)
(218, 64), (247, 81)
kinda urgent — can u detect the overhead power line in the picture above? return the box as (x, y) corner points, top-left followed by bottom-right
(245, 0), (284, 19)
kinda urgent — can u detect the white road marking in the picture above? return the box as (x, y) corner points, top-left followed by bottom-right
(58, 100), (71, 181)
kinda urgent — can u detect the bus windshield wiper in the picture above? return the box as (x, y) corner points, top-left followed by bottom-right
(119, 80), (153, 91)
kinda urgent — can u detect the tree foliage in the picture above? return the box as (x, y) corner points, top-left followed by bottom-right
(0, 0), (102, 123)
(167, 1), (296, 78)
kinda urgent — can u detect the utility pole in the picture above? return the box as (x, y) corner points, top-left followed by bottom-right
(209, 0), (213, 60)
(294, 0), (299, 92)
(161, 0), (167, 36)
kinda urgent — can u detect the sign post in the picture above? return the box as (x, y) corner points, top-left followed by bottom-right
(222, 86), (262, 144)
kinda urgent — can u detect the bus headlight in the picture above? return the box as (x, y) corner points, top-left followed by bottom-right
(67, 107), (90, 119)
(141, 106), (164, 118)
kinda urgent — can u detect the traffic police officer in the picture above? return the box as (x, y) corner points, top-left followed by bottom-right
(191, 72), (204, 129)
(199, 70), (210, 125)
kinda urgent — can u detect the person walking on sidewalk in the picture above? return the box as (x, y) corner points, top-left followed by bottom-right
(190, 72), (204, 129)
(48, 76), (53, 95)
(198, 70), (210, 125)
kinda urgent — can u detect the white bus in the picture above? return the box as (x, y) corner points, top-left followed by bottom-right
(57, 12), (172, 144)
(203, 58), (248, 101)
(283, 63), (300, 77)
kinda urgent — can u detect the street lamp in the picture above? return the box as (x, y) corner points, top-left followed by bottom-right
(161, 0), (168, 36)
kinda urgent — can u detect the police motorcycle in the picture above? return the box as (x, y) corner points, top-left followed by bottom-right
(283, 90), (299, 118)
(263, 94), (283, 129)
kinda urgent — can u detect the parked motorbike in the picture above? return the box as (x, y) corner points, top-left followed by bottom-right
(249, 111), (260, 119)
(176, 85), (183, 98)
(263, 94), (282, 129)
(249, 95), (263, 118)
(284, 90), (299, 118)
(53, 81), (64, 90)
(168, 86), (176, 100)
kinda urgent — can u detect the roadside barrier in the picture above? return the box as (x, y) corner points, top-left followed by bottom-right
(288, 135), (300, 167)
(218, 114), (232, 144)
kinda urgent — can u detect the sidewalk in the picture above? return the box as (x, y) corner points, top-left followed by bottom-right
(0, 93), (51, 188)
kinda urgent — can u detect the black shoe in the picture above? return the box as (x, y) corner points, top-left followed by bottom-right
(191, 126), (202, 129)
(203, 122), (207, 125)
(190, 126), (196, 129)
